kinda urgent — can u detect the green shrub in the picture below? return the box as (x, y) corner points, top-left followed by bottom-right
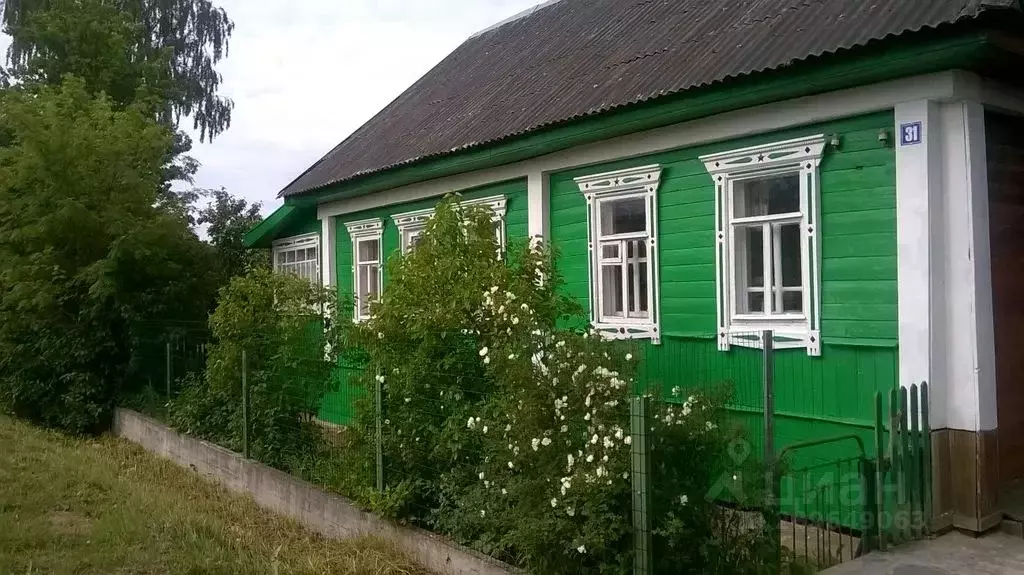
(170, 267), (342, 471)
(343, 196), (770, 573)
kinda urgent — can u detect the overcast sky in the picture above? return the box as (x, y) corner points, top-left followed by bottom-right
(186, 0), (542, 215)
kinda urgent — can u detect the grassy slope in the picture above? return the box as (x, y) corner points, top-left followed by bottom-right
(0, 415), (429, 575)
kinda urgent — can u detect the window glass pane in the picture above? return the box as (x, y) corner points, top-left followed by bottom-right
(734, 174), (800, 218)
(738, 226), (764, 288)
(368, 264), (379, 295)
(747, 292), (765, 313)
(638, 261), (648, 315)
(778, 223), (801, 288)
(600, 197), (647, 235)
(601, 243), (620, 260)
(285, 250), (296, 264)
(782, 291), (802, 313)
(358, 264), (379, 316)
(601, 264), (623, 317)
(358, 239), (380, 262)
(627, 262), (635, 313)
(735, 225), (765, 315)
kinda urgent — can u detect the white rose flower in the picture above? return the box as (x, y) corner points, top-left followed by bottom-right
(479, 347), (489, 357)
(577, 545), (586, 554)
(550, 498), (558, 508)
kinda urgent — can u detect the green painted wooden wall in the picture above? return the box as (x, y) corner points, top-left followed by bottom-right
(549, 112), (899, 465)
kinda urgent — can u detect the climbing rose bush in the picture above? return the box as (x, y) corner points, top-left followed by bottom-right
(346, 196), (768, 573)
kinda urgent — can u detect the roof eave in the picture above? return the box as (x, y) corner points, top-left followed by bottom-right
(244, 204), (301, 249)
(287, 27), (1002, 207)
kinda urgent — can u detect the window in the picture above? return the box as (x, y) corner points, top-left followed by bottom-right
(575, 165), (662, 344)
(392, 195), (507, 254)
(700, 135), (826, 356)
(272, 233), (320, 285)
(345, 218), (383, 322)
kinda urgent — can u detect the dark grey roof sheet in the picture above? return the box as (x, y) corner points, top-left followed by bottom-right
(280, 0), (1017, 197)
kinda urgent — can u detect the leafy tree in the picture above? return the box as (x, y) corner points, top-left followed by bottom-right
(3, 0), (234, 198)
(2, 0), (233, 141)
(197, 187), (266, 280)
(0, 79), (219, 434)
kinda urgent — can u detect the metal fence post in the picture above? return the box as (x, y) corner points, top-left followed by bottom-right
(631, 396), (652, 575)
(763, 330), (775, 469)
(762, 330), (780, 567)
(165, 341), (172, 404)
(375, 371), (384, 492)
(242, 350), (250, 459)
(860, 458), (879, 553)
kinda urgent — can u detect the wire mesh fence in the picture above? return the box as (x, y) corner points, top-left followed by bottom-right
(126, 320), (211, 419)
(121, 321), (928, 573)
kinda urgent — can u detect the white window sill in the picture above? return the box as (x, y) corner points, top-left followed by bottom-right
(723, 323), (820, 355)
(592, 321), (660, 345)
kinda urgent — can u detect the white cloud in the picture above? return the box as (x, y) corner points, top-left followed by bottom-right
(187, 0), (543, 215)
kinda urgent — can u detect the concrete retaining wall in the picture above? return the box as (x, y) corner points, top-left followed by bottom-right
(112, 408), (516, 575)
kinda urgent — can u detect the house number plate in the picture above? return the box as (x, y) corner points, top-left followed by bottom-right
(900, 121), (922, 146)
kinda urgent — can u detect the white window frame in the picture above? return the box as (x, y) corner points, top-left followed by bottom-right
(272, 233), (320, 285)
(391, 195), (507, 254)
(700, 134), (826, 356)
(575, 165), (662, 344)
(345, 218), (384, 322)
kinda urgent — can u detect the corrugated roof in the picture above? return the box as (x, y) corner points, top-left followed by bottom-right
(280, 0), (1018, 198)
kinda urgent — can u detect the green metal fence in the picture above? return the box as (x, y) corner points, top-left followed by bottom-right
(126, 323), (932, 574)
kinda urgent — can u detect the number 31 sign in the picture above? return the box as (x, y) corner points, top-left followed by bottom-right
(900, 122), (923, 146)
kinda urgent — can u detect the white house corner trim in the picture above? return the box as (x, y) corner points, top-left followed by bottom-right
(575, 164), (663, 344)
(894, 100), (939, 397)
(700, 134), (826, 356)
(319, 216), (337, 290)
(527, 171), (550, 243)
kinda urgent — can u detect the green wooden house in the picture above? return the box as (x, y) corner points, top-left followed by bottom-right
(245, 0), (1024, 535)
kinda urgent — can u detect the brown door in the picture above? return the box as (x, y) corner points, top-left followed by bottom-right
(987, 111), (1024, 484)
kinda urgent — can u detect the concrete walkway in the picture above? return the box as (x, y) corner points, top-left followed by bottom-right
(823, 531), (1024, 574)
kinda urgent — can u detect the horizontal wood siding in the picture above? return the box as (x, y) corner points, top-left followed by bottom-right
(550, 112), (898, 459)
(334, 179), (528, 303)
